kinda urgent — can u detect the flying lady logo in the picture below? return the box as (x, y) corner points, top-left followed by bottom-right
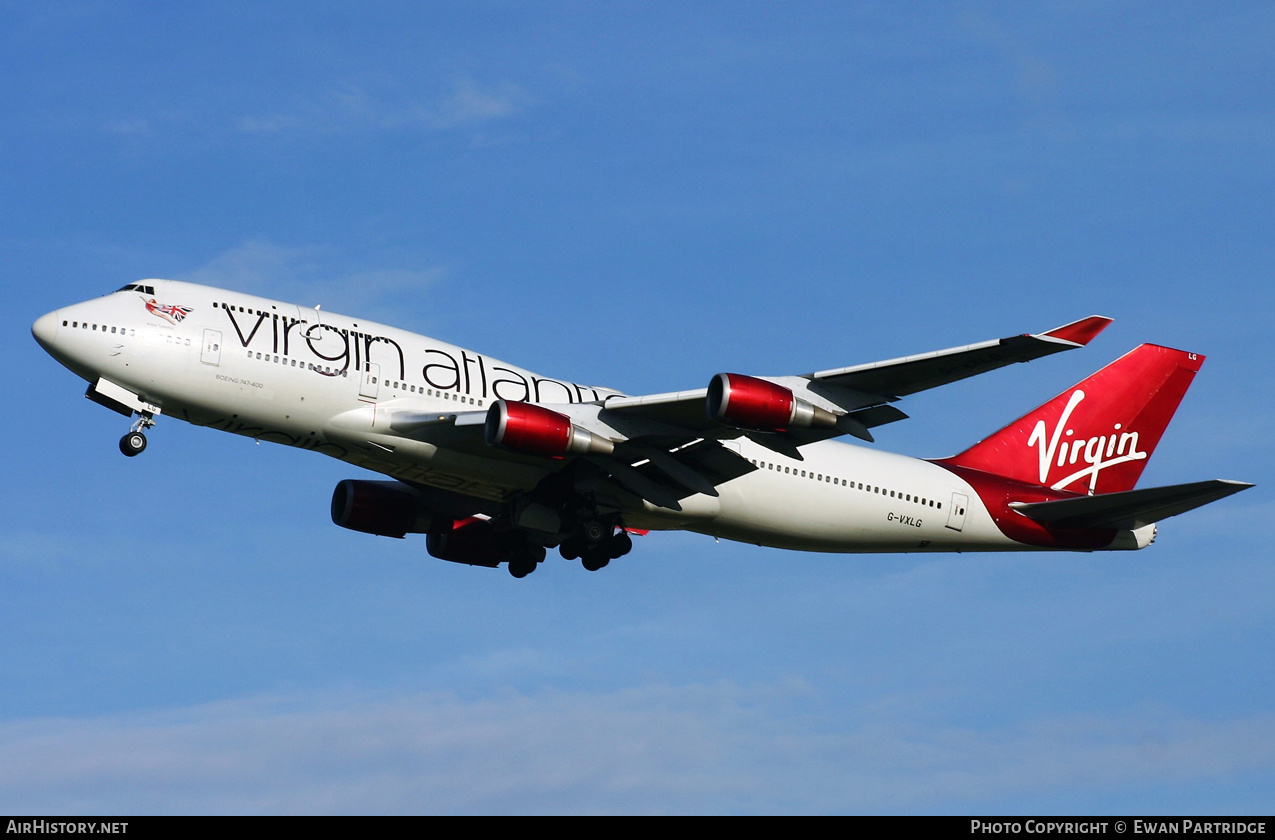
(144, 298), (193, 325)
(1027, 389), (1147, 493)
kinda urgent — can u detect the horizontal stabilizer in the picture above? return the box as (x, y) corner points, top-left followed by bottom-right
(1009, 479), (1253, 530)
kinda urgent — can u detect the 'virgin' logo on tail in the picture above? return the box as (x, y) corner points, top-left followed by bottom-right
(1027, 390), (1147, 493)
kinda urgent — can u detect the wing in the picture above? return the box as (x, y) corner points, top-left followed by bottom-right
(807, 314), (1113, 397)
(385, 315), (1112, 510)
(601, 315), (1112, 441)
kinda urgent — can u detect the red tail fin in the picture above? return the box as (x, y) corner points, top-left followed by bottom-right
(941, 344), (1204, 494)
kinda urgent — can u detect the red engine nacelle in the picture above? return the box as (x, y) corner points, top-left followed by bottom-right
(485, 400), (614, 457)
(426, 517), (505, 568)
(330, 479), (437, 538)
(707, 373), (836, 432)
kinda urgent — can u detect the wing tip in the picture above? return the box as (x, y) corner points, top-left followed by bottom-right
(1039, 315), (1114, 346)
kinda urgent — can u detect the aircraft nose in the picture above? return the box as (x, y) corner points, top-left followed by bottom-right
(32, 310), (61, 350)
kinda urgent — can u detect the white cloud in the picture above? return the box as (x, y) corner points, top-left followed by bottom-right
(176, 240), (445, 323)
(0, 531), (79, 572)
(419, 78), (524, 130)
(236, 79), (527, 136)
(1, 683), (1271, 814)
(102, 118), (153, 137)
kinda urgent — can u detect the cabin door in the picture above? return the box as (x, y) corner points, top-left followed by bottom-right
(945, 492), (968, 531)
(359, 362), (380, 399)
(200, 330), (222, 366)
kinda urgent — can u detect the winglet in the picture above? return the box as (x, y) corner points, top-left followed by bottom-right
(1040, 315), (1114, 347)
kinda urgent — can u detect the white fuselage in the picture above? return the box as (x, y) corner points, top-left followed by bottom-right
(33, 280), (1059, 554)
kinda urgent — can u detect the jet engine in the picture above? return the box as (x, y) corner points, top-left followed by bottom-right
(330, 479), (437, 538)
(707, 373), (837, 432)
(485, 400), (614, 457)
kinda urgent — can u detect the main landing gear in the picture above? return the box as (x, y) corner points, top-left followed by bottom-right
(119, 412), (156, 457)
(505, 527), (632, 577)
(558, 523), (633, 572)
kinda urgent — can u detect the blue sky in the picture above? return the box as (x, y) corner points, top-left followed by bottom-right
(3, 2), (1272, 814)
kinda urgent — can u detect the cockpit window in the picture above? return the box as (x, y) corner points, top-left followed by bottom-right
(114, 283), (156, 294)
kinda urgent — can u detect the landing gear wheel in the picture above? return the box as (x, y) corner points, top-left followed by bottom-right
(507, 544), (545, 578)
(607, 532), (633, 559)
(119, 431), (147, 457)
(581, 549), (610, 572)
(558, 537), (583, 561)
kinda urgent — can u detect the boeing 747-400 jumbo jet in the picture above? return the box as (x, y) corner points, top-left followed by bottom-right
(32, 280), (1251, 577)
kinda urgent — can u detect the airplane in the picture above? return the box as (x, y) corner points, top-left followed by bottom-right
(31, 279), (1252, 577)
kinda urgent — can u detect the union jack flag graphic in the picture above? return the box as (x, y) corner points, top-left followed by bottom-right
(144, 298), (193, 325)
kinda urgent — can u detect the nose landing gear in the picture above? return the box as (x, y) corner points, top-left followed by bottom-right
(119, 412), (156, 457)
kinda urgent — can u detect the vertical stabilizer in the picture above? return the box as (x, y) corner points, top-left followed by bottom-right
(941, 344), (1204, 495)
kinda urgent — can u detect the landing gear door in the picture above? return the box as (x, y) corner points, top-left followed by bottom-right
(359, 363), (380, 399)
(945, 492), (968, 532)
(201, 329), (222, 366)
